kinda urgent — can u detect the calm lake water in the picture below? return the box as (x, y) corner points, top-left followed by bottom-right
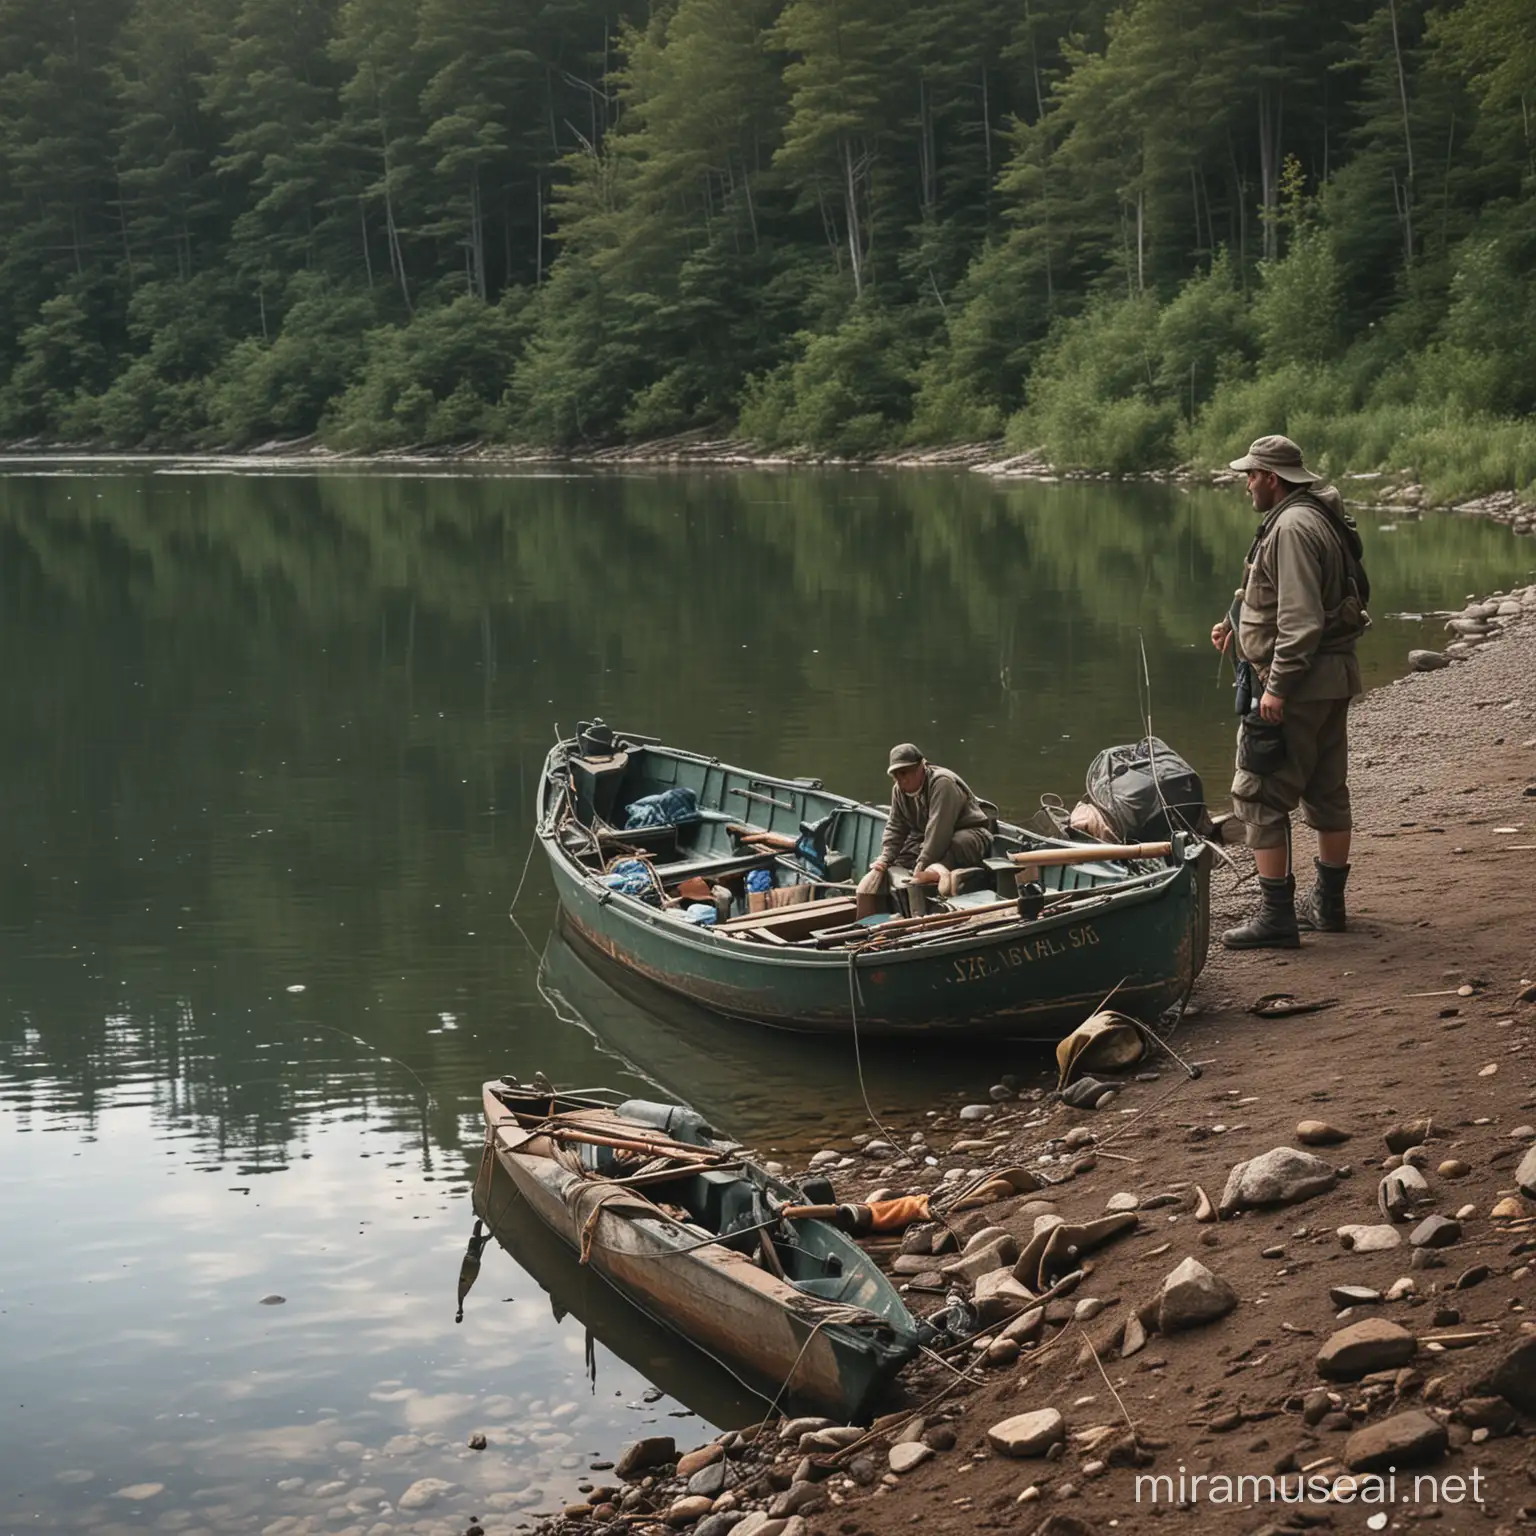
(2, 460), (1530, 1532)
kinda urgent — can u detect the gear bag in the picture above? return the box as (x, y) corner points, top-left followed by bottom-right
(1084, 738), (1210, 843)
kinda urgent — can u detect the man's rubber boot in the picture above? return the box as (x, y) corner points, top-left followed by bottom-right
(1221, 874), (1301, 950)
(1296, 859), (1349, 932)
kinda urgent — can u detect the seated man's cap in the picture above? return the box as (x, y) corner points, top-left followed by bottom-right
(887, 742), (925, 775)
(1229, 434), (1319, 483)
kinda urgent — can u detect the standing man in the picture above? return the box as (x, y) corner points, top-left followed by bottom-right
(856, 744), (996, 899)
(1211, 435), (1370, 948)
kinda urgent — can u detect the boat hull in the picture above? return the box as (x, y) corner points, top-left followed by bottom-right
(537, 740), (1211, 1040)
(482, 1086), (914, 1419)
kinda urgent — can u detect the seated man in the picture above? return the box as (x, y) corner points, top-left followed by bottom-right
(856, 743), (995, 900)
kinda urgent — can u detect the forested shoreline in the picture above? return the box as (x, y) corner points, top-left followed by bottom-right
(2, 0), (1533, 497)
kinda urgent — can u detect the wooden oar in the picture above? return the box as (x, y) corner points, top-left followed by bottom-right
(726, 823), (798, 851)
(1011, 840), (1172, 868)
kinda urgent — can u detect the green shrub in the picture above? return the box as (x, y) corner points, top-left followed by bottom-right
(325, 291), (529, 450)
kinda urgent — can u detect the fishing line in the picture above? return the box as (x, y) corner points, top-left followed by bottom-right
(509, 828), (539, 915)
(846, 950), (901, 1153)
(307, 1021), (437, 1111)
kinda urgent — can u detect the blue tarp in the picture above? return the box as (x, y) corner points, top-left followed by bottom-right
(603, 857), (658, 903)
(623, 786), (701, 829)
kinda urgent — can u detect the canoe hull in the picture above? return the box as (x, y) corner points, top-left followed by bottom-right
(482, 1086), (914, 1419)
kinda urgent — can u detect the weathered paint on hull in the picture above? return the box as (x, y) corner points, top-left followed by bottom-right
(547, 834), (1207, 1040)
(484, 1096), (911, 1416)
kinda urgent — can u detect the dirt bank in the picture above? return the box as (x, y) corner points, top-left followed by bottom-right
(536, 590), (1536, 1536)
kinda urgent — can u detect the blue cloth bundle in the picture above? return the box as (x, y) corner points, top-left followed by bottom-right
(623, 787), (701, 829)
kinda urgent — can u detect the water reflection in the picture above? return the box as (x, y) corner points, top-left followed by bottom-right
(471, 1160), (764, 1429)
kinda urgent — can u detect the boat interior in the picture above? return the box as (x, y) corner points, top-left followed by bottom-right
(490, 1083), (903, 1319)
(546, 728), (1175, 952)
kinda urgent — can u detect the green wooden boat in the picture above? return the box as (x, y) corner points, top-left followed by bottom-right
(482, 1078), (919, 1419)
(538, 728), (1211, 1040)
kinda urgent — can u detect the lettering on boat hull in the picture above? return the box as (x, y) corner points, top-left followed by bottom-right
(948, 923), (1100, 984)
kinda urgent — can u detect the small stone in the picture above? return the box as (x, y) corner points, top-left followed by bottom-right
(1491, 1196), (1527, 1220)
(1073, 1297), (1106, 1323)
(923, 1426), (956, 1452)
(1343, 1410), (1447, 1472)
(616, 1437), (677, 1480)
(1486, 1336), (1536, 1412)
(1157, 1256), (1238, 1332)
(1316, 1319), (1417, 1380)
(888, 1443), (933, 1474)
(687, 1460), (736, 1498)
(1384, 1119), (1432, 1155)
(989, 1084), (1015, 1101)
(1329, 1285), (1382, 1308)
(959, 1104), (992, 1122)
(1409, 649), (1451, 672)
(1385, 1276), (1416, 1301)
(1105, 1192), (1140, 1212)
(778, 1417), (832, 1442)
(1120, 1313), (1147, 1358)
(987, 1408), (1065, 1458)
(1453, 1264), (1490, 1290)
(668, 1494), (717, 1524)
(768, 1483), (826, 1519)
(1337, 1223), (1401, 1252)
(985, 1336), (1021, 1366)
(695, 1515), (743, 1536)
(1379, 1165), (1432, 1221)
(1296, 1120), (1349, 1146)
(677, 1446), (723, 1479)
(1438, 1158), (1471, 1179)
(398, 1479), (456, 1511)
(1409, 1214), (1461, 1248)
(1516, 1143), (1536, 1199)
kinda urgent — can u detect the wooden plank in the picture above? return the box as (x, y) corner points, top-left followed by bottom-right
(716, 896), (858, 933)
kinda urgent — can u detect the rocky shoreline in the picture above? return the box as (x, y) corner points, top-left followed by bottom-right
(513, 588), (1536, 1536)
(4, 435), (1534, 534)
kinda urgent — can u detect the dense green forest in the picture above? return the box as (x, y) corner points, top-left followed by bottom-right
(1, 0), (1534, 492)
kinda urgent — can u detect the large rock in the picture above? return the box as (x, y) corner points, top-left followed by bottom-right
(1484, 1336), (1536, 1413)
(1343, 1410), (1447, 1472)
(987, 1408), (1066, 1458)
(1517, 1143), (1536, 1200)
(1158, 1257), (1238, 1332)
(1316, 1319), (1417, 1380)
(616, 1436), (677, 1480)
(1220, 1147), (1338, 1214)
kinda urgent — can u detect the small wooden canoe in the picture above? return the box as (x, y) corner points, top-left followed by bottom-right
(482, 1078), (919, 1420)
(537, 730), (1211, 1038)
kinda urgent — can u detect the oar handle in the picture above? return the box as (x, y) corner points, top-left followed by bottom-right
(1011, 840), (1173, 868)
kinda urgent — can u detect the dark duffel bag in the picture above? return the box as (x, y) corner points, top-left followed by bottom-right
(1085, 737), (1212, 843)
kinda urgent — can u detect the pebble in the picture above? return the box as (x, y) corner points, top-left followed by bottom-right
(1296, 1119), (1349, 1146)
(1337, 1223), (1401, 1252)
(1330, 1285), (1382, 1308)
(1316, 1319), (1417, 1380)
(1158, 1256), (1237, 1332)
(986, 1409), (1065, 1458)
(958, 1105), (993, 1122)
(1105, 1192), (1140, 1212)
(1343, 1410), (1447, 1472)
(1385, 1119), (1432, 1154)
(1410, 1214), (1462, 1248)
(888, 1442), (934, 1474)
(668, 1495), (717, 1524)
(397, 1479), (455, 1511)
